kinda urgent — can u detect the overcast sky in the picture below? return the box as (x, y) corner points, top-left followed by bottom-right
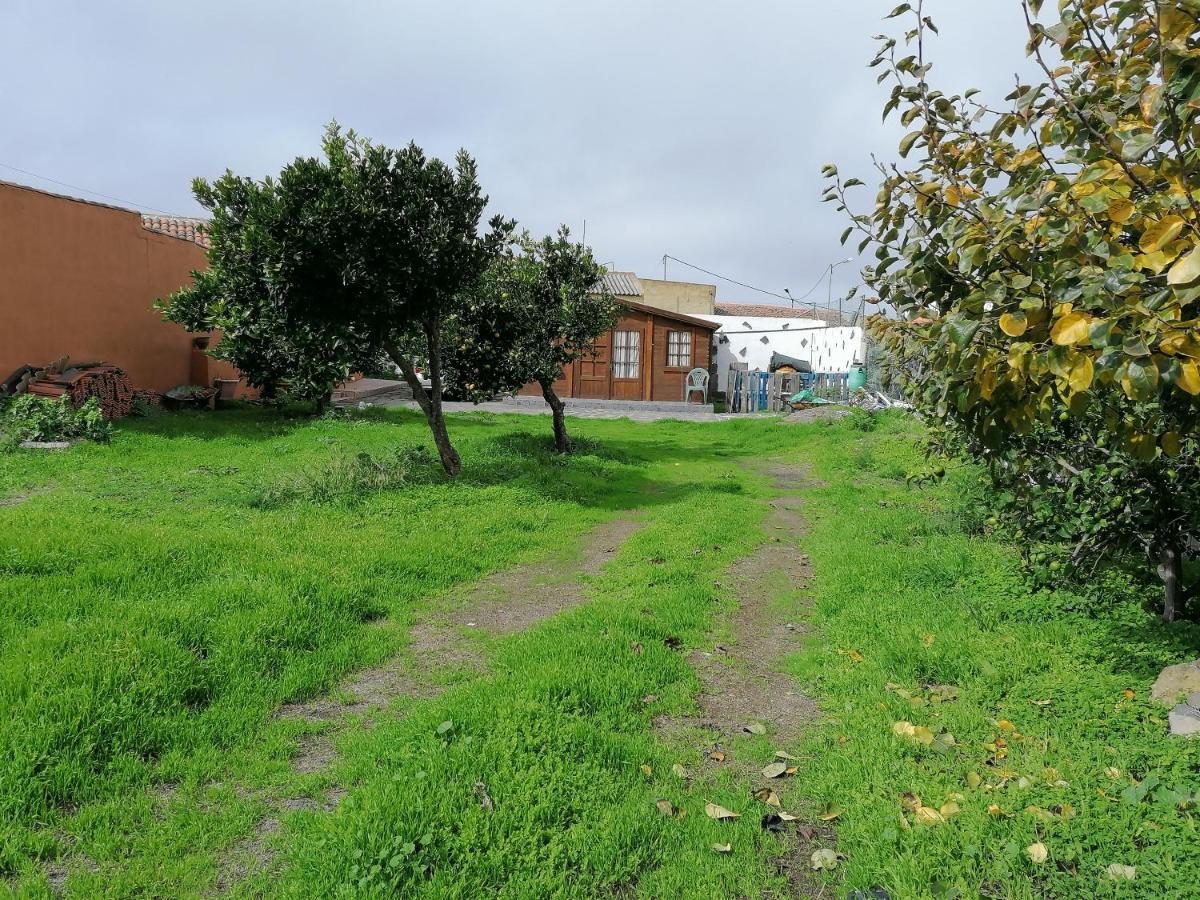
(2, 1), (1035, 309)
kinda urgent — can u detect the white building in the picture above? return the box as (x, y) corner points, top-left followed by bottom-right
(695, 304), (865, 393)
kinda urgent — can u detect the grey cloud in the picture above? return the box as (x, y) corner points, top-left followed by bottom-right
(3, 0), (1037, 306)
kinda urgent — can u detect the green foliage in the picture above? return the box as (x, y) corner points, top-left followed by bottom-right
(0, 406), (801, 892)
(158, 175), (369, 405)
(251, 445), (434, 508)
(832, 2), (1200, 618)
(846, 407), (879, 432)
(1, 395), (111, 447)
(443, 226), (619, 451)
(794, 415), (1200, 898)
(161, 122), (513, 474)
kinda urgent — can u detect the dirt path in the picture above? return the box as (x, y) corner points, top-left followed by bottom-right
(658, 462), (827, 896)
(659, 463), (816, 750)
(279, 515), (643, 730)
(212, 513), (645, 893)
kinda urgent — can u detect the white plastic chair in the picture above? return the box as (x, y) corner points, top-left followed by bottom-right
(683, 367), (709, 404)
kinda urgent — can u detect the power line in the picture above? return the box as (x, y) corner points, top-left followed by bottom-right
(0, 161), (179, 216)
(662, 254), (849, 310)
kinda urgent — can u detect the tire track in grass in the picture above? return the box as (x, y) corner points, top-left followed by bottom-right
(655, 462), (830, 896)
(213, 514), (646, 893)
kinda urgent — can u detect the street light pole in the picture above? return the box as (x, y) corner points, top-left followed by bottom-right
(828, 257), (854, 325)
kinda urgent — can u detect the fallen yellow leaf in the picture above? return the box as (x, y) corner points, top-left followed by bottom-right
(705, 802), (740, 820)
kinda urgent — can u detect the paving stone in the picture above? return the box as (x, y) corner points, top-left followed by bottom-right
(1150, 659), (1200, 704)
(1188, 691), (1200, 711)
(1168, 704), (1200, 738)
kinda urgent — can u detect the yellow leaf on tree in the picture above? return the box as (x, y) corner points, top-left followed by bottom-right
(1107, 198), (1134, 224)
(1141, 216), (1185, 254)
(1068, 355), (1094, 394)
(999, 312), (1028, 337)
(1157, 331), (1200, 357)
(1168, 244), (1200, 287)
(1050, 312), (1092, 346)
(1138, 246), (1183, 275)
(1177, 361), (1200, 396)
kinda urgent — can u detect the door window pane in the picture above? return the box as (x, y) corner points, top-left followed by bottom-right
(667, 330), (691, 367)
(613, 331), (640, 379)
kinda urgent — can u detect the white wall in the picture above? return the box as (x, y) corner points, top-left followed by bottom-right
(694, 315), (866, 392)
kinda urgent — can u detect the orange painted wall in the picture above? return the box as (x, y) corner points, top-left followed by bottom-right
(0, 181), (240, 393)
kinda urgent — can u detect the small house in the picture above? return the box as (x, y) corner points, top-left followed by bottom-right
(520, 297), (718, 402)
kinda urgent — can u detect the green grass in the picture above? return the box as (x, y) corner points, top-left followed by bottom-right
(792, 414), (1200, 898)
(0, 406), (799, 896)
(1, 405), (1196, 898)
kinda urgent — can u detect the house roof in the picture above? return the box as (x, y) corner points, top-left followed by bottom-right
(141, 215), (210, 249)
(623, 299), (719, 331)
(713, 301), (850, 326)
(596, 271), (643, 297)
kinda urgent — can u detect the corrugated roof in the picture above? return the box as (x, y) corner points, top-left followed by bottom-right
(141, 215), (210, 249)
(596, 271), (643, 297)
(714, 302), (850, 326)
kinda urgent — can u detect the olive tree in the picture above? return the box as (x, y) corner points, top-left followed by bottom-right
(445, 228), (618, 452)
(830, 0), (1200, 619)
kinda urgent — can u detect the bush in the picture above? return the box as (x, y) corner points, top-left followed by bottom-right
(1, 395), (111, 447)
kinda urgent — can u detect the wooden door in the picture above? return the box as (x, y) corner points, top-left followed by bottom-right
(575, 331), (612, 398)
(611, 330), (642, 400)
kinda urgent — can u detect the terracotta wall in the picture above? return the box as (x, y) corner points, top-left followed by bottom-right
(0, 182), (239, 392)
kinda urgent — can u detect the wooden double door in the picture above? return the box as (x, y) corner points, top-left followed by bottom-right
(573, 328), (644, 401)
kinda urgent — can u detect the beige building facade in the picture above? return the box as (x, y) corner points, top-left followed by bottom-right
(596, 272), (715, 315)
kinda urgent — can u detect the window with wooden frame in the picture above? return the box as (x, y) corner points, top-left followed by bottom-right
(666, 330), (691, 368)
(612, 330), (641, 379)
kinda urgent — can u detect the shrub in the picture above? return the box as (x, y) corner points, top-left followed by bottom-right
(1, 395), (111, 447)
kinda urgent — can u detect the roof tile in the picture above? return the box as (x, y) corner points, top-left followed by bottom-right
(141, 215), (210, 249)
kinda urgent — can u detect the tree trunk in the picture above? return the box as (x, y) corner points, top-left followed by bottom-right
(1157, 544), (1182, 623)
(540, 380), (573, 453)
(387, 335), (461, 477)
